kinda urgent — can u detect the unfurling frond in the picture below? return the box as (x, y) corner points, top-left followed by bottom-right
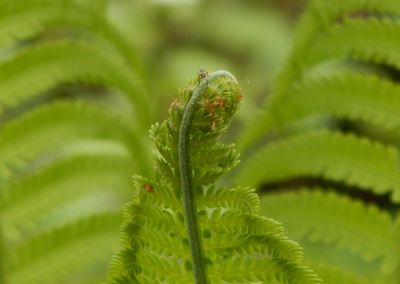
(108, 71), (320, 284)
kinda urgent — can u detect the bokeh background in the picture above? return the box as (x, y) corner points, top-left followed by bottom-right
(109, 0), (302, 127)
(2, 1), (398, 284)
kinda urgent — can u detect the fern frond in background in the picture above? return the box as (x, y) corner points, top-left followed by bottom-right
(0, 1), (152, 283)
(261, 190), (399, 284)
(237, 130), (400, 201)
(107, 71), (320, 283)
(7, 214), (121, 284)
(236, 0), (400, 283)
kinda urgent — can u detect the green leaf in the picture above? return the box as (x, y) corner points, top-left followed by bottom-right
(0, 41), (149, 126)
(5, 214), (122, 284)
(0, 154), (132, 245)
(0, 102), (151, 179)
(304, 19), (400, 69)
(260, 190), (399, 281)
(237, 130), (400, 202)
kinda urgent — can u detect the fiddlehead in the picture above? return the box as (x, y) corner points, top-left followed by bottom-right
(178, 70), (238, 284)
(107, 70), (320, 283)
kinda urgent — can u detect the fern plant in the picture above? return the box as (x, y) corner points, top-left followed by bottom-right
(0, 1), (152, 283)
(2, 0), (400, 283)
(236, 0), (400, 283)
(107, 70), (320, 283)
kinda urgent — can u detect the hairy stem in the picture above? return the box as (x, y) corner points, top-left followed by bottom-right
(178, 70), (237, 284)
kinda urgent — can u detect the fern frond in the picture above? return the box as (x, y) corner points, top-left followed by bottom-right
(289, 0), (400, 65)
(0, 41), (149, 124)
(233, 0), (400, 282)
(210, 257), (320, 284)
(308, 263), (376, 284)
(0, 0), (143, 72)
(0, 1), (151, 283)
(200, 185), (259, 214)
(237, 130), (400, 202)
(238, 0), (400, 151)
(260, 190), (399, 278)
(304, 18), (400, 69)
(266, 73), (400, 132)
(108, 71), (320, 283)
(0, 102), (151, 179)
(5, 214), (121, 284)
(0, 154), (133, 244)
(308, 0), (400, 25)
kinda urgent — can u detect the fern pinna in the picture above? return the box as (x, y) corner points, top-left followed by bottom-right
(107, 70), (320, 283)
(236, 0), (400, 283)
(0, 1), (151, 283)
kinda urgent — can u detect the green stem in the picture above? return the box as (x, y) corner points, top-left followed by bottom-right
(178, 70), (236, 284)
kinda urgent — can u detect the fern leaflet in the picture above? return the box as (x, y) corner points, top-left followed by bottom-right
(0, 155), (132, 245)
(237, 130), (400, 201)
(304, 18), (400, 69)
(5, 214), (121, 284)
(0, 102), (151, 179)
(0, 41), (149, 125)
(260, 190), (399, 283)
(0, 0), (151, 282)
(238, 0), (400, 151)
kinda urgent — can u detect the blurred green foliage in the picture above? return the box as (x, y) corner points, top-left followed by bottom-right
(2, 0), (399, 283)
(108, 0), (293, 128)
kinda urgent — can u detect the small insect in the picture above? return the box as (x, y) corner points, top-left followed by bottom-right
(197, 68), (209, 84)
(144, 183), (153, 193)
